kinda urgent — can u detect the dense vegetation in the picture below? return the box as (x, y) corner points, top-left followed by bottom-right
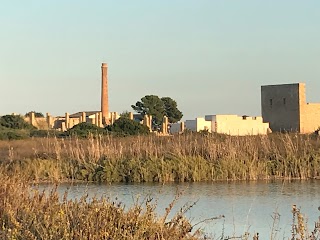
(0, 175), (206, 240)
(0, 115), (36, 140)
(106, 117), (150, 136)
(0, 133), (320, 183)
(63, 122), (106, 138)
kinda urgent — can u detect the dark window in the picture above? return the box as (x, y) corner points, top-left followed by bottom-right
(283, 98), (286, 105)
(270, 99), (273, 107)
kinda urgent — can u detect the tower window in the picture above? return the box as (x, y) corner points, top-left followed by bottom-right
(283, 98), (286, 105)
(269, 99), (273, 107)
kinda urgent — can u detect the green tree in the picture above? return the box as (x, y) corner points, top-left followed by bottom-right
(0, 115), (35, 130)
(106, 117), (150, 136)
(131, 95), (183, 128)
(131, 95), (165, 128)
(161, 97), (183, 123)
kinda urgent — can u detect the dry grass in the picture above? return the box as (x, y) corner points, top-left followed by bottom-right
(0, 133), (320, 182)
(0, 175), (212, 240)
(0, 175), (319, 240)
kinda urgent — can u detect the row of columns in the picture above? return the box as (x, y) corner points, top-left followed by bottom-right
(29, 111), (176, 135)
(64, 112), (105, 130)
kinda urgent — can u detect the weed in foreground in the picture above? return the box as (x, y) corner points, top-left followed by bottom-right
(0, 176), (226, 240)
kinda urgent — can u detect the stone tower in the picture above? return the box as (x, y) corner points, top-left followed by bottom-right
(101, 63), (109, 124)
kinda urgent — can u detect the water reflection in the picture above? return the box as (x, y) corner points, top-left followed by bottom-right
(36, 180), (320, 238)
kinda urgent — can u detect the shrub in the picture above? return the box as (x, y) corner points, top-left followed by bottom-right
(64, 122), (106, 138)
(107, 117), (150, 136)
(0, 115), (35, 130)
(0, 129), (29, 140)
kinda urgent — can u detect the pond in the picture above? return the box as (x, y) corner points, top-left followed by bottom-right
(37, 180), (320, 239)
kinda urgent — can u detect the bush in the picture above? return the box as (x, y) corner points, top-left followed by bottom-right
(107, 117), (150, 136)
(64, 122), (106, 138)
(0, 115), (35, 130)
(0, 129), (29, 140)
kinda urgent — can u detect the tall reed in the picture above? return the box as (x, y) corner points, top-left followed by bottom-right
(0, 133), (320, 182)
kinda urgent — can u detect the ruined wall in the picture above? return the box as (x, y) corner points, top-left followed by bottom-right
(261, 83), (300, 132)
(24, 116), (49, 130)
(24, 112), (55, 130)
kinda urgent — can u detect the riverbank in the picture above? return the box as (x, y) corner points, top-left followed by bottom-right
(0, 133), (320, 183)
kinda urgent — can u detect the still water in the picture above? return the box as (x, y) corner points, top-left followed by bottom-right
(38, 180), (320, 239)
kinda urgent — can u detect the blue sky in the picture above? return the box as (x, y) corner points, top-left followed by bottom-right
(1, 1), (319, 120)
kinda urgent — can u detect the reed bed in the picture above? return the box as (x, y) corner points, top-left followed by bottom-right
(0, 133), (320, 182)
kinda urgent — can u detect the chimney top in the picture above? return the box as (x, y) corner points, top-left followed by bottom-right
(101, 63), (108, 67)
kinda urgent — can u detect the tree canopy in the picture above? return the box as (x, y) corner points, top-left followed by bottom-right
(161, 97), (183, 123)
(131, 95), (183, 128)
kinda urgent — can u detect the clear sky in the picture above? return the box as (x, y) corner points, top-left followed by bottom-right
(1, 1), (319, 120)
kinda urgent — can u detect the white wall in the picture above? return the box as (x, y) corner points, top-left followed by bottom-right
(210, 115), (269, 136)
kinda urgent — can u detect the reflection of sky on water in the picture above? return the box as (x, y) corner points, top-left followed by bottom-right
(35, 180), (320, 239)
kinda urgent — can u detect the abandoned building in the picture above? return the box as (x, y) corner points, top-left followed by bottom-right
(170, 114), (270, 136)
(24, 63), (122, 131)
(261, 83), (320, 133)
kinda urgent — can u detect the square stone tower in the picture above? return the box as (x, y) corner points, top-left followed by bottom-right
(261, 83), (301, 132)
(261, 83), (320, 133)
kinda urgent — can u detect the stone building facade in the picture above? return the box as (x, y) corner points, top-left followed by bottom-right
(261, 83), (320, 133)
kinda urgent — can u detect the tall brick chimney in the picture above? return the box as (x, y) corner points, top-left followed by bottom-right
(101, 63), (109, 124)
